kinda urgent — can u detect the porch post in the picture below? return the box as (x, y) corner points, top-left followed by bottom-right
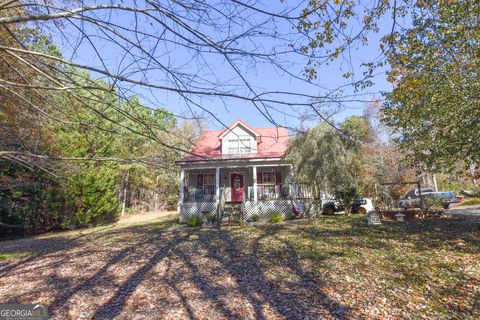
(179, 169), (185, 210)
(253, 165), (258, 202)
(215, 167), (220, 203)
(288, 164), (296, 200)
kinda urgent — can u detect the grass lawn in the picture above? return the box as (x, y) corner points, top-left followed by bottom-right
(0, 213), (478, 319)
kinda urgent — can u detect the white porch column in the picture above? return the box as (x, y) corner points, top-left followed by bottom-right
(179, 169), (185, 204)
(252, 165), (258, 202)
(215, 167), (220, 203)
(288, 164), (296, 200)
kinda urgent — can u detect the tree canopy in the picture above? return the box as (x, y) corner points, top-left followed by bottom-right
(0, 26), (195, 234)
(286, 116), (375, 194)
(383, 1), (480, 171)
(298, 1), (479, 173)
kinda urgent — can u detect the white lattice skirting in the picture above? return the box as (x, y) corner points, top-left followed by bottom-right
(179, 199), (320, 223)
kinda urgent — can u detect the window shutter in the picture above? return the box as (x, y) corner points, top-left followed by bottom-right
(275, 172), (282, 184)
(197, 174), (203, 187)
(256, 171), (262, 184)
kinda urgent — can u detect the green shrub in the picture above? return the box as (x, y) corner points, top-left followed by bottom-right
(334, 186), (361, 215)
(206, 212), (216, 223)
(463, 197), (480, 206)
(285, 211), (296, 220)
(250, 214), (260, 222)
(268, 211), (283, 223)
(67, 165), (120, 227)
(187, 215), (202, 227)
(420, 196), (444, 211)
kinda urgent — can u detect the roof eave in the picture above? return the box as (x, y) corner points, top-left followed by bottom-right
(218, 119), (261, 139)
(176, 156), (286, 166)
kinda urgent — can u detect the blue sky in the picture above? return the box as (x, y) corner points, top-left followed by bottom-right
(50, 1), (396, 132)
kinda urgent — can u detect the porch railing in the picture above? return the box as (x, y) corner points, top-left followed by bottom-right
(248, 183), (321, 201)
(248, 184), (287, 200)
(184, 186), (215, 202)
(184, 183), (322, 202)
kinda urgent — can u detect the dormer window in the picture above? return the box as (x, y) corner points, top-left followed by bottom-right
(228, 138), (252, 154)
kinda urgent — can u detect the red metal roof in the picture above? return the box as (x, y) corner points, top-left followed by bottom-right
(179, 123), (289, 163)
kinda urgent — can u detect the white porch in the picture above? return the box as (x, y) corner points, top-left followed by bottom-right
(177, 161), (321, 223)
(182, 165), (292, 202)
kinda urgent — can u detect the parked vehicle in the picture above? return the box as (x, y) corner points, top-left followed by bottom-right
(398, 188), (456, 210)
(323, 198), (373, 215)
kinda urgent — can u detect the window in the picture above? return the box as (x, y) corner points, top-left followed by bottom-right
(239, 138), (251, 153)
(261, 172), (275, 184)
(228, 139), (239, 154)
(227, 138), (251, 154)
(203, 174), (215, 186)
(196, 173), (215, 188)
(197, 173), (215, 200)
(257, 171), (281, 184)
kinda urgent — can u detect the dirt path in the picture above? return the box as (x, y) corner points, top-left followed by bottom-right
(117, 210), (178, 226)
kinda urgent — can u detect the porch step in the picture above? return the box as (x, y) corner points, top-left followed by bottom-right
(221, 202), (243, 225)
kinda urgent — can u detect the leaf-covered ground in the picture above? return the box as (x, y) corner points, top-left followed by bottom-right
(0, 213), (479, 319)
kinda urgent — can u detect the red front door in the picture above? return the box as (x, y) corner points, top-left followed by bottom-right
(231, 173), (244, 202)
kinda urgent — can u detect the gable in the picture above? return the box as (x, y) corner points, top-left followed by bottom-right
(221, 123), (254, 139)
(220, 124), (257, 154)
(218, 120), (260, 140)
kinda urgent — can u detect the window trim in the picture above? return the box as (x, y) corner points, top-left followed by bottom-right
(261, 172), (275, 184)
(257, 171), (282, 185)
(226, 137), (252, 154)
(202, 173), (215, 186)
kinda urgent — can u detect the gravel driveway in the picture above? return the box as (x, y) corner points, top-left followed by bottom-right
(446, 206), (480, 216)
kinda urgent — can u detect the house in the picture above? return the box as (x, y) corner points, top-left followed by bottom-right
(176, 119), (318, 223)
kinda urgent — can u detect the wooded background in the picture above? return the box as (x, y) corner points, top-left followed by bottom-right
(1, 1), (478, 236)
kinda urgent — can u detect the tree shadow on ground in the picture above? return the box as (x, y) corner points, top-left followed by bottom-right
(1, 218), (189, 314)
(0, 234), (88, 278)
(382, 217), (480, 253)
(2, 217), (353, 319)
(91, 233), (192, 319)
(1, 214), (478, 319)
(193, 226), (352, 319)
(293, 215), (480, 254)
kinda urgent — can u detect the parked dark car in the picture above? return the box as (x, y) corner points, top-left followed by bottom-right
(322, 198), (373, 215)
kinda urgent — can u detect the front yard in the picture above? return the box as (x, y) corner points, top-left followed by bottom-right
(0, 214), (479, 319)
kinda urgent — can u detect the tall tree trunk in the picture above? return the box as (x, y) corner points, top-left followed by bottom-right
(432, 173), (438, 192)
(154, 175), (159, 212)
(121, 170), (129, 216)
